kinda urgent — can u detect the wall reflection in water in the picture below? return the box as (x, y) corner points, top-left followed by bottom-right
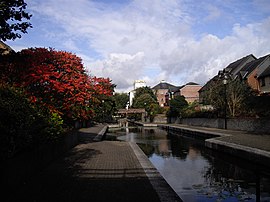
(111, 127), (270, 202)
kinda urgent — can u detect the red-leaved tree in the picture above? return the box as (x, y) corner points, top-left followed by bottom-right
(0, 47), (114, 123)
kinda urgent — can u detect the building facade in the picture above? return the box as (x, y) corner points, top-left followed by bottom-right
(129, 80), (146, 106)
(180, 82), (202, 103)
(152, 80), (180, 107)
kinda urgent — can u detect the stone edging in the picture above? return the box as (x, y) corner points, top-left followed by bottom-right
(93, 125), (108, 141)
(129, 142), (182, 202)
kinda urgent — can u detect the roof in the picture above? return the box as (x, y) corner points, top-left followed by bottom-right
(152, 81), (180, 91)
(258, 65), (270, 79)
(198, 75), (219, 93)
(0, 41), (14, 55)
(185, 82), (199, 86)
(236, 54), (269, 79)
(224, 54), (256, 75)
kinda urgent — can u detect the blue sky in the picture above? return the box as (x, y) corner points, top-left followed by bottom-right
(6, 0), (270, 92)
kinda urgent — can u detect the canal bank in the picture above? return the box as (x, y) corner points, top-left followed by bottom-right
(159, 124), (270, 168)
(7, 124), (181, 202)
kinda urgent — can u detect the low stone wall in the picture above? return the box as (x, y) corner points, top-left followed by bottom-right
(181, 118), (270, 134)
(153, 114), (167, 123)
(1, 130), (79, 189)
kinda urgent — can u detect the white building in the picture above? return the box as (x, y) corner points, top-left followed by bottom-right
(129, 80), (146, 107)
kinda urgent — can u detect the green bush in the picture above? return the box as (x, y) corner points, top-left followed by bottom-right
(0, 84), (65, 160)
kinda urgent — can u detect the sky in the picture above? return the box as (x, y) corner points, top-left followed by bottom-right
(6, 0), (270, 92)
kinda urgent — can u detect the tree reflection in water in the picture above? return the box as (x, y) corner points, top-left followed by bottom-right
(109, 127), (270, 202)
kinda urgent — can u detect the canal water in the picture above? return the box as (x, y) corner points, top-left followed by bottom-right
(107, 126), (270, 202)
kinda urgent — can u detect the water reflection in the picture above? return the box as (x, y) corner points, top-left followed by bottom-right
(109, 127), (270, 202)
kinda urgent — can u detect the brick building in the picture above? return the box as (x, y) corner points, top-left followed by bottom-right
(152, 80), (180, 107)
(152, 80), (201, 106)
(179, 82), (202, 103)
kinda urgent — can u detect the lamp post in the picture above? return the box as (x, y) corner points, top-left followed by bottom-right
(102, 100), (104, 123)
(144, 102), (147, 122)
(219, 70), (229, 129)
(223, 76), (228, 129)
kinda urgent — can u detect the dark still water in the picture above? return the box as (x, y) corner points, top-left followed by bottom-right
(107, 127), (270, 202)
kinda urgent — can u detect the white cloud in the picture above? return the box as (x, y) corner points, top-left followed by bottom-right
(85, 52), (145, 91)
(11, 0), (270, 92)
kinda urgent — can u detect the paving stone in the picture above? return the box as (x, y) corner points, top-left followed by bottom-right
(6, 125), (182, 202)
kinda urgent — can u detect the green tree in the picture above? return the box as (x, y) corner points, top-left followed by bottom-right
(149, 102), (163, 121)
(113, 93), (129, 109)
(133, 93), (161, 122)
(0, 83), (64, 160)
(133, 93), (156, 110)
(133, 86), (157, 101)
(208, 78), (254, 117)
(168, 95), (188, 117)
(93, 95), (116, 123)
(132, 87), (161, 122)
(0, 0), (32, 41)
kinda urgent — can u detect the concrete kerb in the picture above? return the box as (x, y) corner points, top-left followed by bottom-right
(93, 125), (182, 201)
(205, 138), (270, 168)
(129, 142), (182, 202)
(159, 124), (232, 137)
(159, 124), (270, 168)
(134, 121), (158, 127)
(78, 124), (108, 142)
(93, 125), (108, 141)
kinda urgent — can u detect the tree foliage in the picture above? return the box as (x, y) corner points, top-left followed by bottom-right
(0, 47), (114, 123)
(133, 93), (162, 122)
(168, 95), (188, 117)
(133, 86), (157, 102)
(0, 0), (32, 41)
(133, 93), (156, 110)
(93, 95), (116, 123)
(207, 78), (254, 117)
(113, 93), (129, 110)
(0, 83), (64, 160)
(227, 79), (254, 117)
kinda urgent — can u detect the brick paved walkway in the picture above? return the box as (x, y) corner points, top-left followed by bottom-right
(7, 131), (181, 202)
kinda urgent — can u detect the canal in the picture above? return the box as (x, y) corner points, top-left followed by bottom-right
(107, 126), (270, 202)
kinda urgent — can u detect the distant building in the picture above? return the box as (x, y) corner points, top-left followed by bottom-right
(129, 80), (146, 106)
(199, 54), (257, 104)
(253, 54), (269, 95)
(152, 80), (202, 107)
(134, 80), (146, 89)
(224, 54), (256, 77)
(234, 54), (270, 93)
(199, 53), (270, 106)
(152, 80), (180, 107)
(179, 82), (202, 103)
(258, 65), (270, 95)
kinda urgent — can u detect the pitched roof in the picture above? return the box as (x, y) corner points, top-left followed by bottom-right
(237, 54), (269, 79)
(198, 75), (219, 93)
(152, 81), (180, 91)
(224, 54), (256, 75)
(185, 82), (199, 86)
(258, 65), (270, 79)
(0, 41), (14, 55)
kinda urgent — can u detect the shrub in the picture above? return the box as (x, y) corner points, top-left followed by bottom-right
(0, 84), (65, 160)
